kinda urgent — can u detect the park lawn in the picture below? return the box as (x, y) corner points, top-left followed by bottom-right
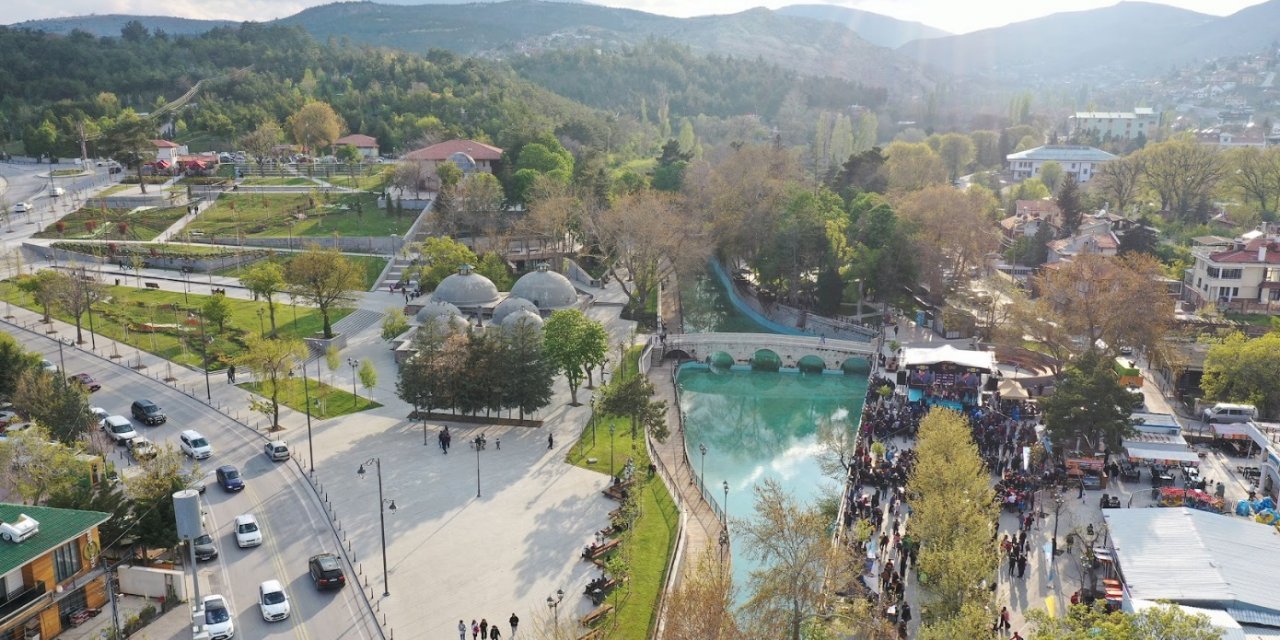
(51, 168), (86, 177)
(0, 282), (351, 369)
(326, 167), (391, 190)
(185, 192), (412, 238)
(51, 241), (247, 259)
(96, 184), (131, 197)
(239, 378), (380, 419)
(1225, 312), (1275, 327)
(33, 205), (189, 241)
(212, 253), (387, 290)
(239, 176), (315, 186)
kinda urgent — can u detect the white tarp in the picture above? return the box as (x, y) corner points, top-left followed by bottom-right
(900, 344), (997, 373)
(1123, 445), (1200, 465)
(998, 379), (1029, 400)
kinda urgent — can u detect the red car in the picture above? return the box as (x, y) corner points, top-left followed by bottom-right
(68, 373), (101, 392)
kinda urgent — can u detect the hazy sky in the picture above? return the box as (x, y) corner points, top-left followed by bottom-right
(5, 0), (1267, 34)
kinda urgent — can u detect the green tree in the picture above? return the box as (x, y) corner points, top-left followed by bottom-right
(287, 101), (343, 154)
(239, 261), (285, 334)
(474, 252), (512, 291)
(201, 294), (231, 334)
(234, 336), (307, 429)
(936, 132), (976, 182)
(0, 332), (37, 399)
(1039, 161), (1064, 192)
(16, 269), (64, 323)
(358, 358), (377, 403)
(335, 143), (362, 165)
(50, 268), (104, 345)
(739, 478), (853, 640)
(24, 119), (59, 161)
(543, 309), (607, 405)
(1040, 351), (1141, 452)
(48, 479), (133, 549)
(412, 237), (478, 290)
(1140, 137), (1224, 224)
(13, 369), (95, 445)
(599, 373), (670, 442)
(1227, 146), (1280, 219)
(239, 121), (282, 174)
(396, 317), (458, 419)
(1026, 602), (1223, 640)
(883, 141), (946, 192)
(0, 426), (91, 504)
(1202, 331), (1280, 419)
(970, 130), (1001, 168)
(381, 307), (410, 341)
(126, 445), (198, 550)
(100, 112), (157, 193)
(1055, 173), (1083, 237)
(502, 313), (555, 421)
(283, 246), (361, 339)
(1117, 218), (1159, 256)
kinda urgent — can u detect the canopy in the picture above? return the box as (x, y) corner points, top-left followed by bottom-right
(1212, 424), (1250, 441)
(900, 344), (997, 373)
(997, 379), (1029, 400)
(1124, 445), (1200, 465)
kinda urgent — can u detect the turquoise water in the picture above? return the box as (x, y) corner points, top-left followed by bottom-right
(679, 268), (773, 334)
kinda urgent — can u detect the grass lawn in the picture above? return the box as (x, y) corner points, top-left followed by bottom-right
(0, 282), (351, 369)
(34, 205), (188, 241)
(52, 241), (247, 259)
(239, 176), (316, 186)
(239, 377), (380, 419)
(326, 167), (391, 190)
(51, 168), (86, 177)
(96, 184), (131, 197)
(185, 192), (412, 238)
(1225, 312), (1275, 327)
(565, 346), (675, 639)
(211, 253), (388, 289)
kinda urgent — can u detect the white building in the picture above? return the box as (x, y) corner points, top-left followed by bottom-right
(1068, 107), (1159, 140)
(1005, 145), (1115, 184)
(1184, 230), (1280, 313)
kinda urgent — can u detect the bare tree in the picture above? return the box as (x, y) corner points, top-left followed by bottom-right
(1140, 137), (1224, 223)
(1095, 153), (1146, 215)
(660, 550), (740, 640)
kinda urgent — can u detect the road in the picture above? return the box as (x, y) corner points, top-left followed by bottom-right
(5, 326), (378, 640)
(1, 160), (118, 250)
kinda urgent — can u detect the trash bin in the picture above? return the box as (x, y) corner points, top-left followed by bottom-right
(115, 278), (121, 286)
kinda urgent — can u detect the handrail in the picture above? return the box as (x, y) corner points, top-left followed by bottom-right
(0, 581), (48, 623)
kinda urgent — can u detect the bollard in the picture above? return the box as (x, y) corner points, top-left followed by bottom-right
(358, 563), (363, 576)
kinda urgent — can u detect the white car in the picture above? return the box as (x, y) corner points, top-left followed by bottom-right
(12, 202), (31, 214)
(258, 580), (290, 622)
(202, 594), (234, 640)
(40, 359), (57, 373)
(50, 186), (65, 197)
(234, 514), (262, 548)
(179, 430), (213, 459)
(102, 415), (137, 444)
(90, 407), (108, 428)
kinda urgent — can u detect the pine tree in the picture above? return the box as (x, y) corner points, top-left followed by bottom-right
(1056, 173), (1083, 237)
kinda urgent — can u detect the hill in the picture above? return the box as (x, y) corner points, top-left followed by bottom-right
(278, 1), (935, 95)
(896, 0), (1280, 80)
(776, 4), (949, 48)
(8, 14), (234, 36)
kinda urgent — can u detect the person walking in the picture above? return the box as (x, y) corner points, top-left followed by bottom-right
(471, 620), (479, 640)
(1016, 552), (1028, 579)
(995, 606), (1011, 633)
(227, 365), (236, 384)
(458, 620), (467, 640)
(489, 626), (501, 640)
(548, 432), (554, 449)
(509, 613), (519, 637)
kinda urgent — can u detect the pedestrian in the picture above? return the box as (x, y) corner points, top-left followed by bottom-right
(489, 626), (501, 640)
(495, 437), (500, 450)
(509, 613), (519, 636)
(1017, 553), (1027, 578)
(227, 365), (235, 384)
(480, 619), (488, 639)
(438, 430), (447, 452)
(997, 606), (1011, 632)
(548, 432), (554, 449)
(471, 620), (479, 640)
(1008, 550), (1017, 577)
(900, 602), (911, 626)
(1078, 481), (1085, 499)
(458, 620), (467, 640)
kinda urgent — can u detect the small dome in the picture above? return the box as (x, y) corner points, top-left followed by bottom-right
(415, 297), (463, 323)
(433, 264), (499, 307)
(502, 308), (544, 331)
(510, 264), (577, 310)
(491, 296), (539, 324)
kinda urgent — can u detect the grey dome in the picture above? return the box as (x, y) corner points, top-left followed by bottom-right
(492, 296), (539, 325)
(502, 308), (544, 331)
(415, 297), (463, 323)
(511, 264), (576, 310)
(433, 265), (499, 307)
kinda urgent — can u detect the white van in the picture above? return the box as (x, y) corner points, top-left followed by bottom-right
(179, 430), (213, 460)
(1202, 403), (1257, 424)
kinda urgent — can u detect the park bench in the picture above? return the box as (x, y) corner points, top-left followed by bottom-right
(144, 282), (160, 289)
(579, 603), (613, 627)
(584, 575), (620, 606)
(581, 538), (620, 561)
(602, 479), (633, 502)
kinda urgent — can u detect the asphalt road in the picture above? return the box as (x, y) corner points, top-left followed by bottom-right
(6, 327), (378, 640)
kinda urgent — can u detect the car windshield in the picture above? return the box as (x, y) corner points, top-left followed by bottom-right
(195, 534), (212, 545)
(238, 522), (258, 533)
(224, 469), (240, 480)
(262, 591), (286, 605)
(192, 438), (208, 447)
(141, 405), (158, 414)
(111, 424), (131, 433)
(205, 604), (229, 624)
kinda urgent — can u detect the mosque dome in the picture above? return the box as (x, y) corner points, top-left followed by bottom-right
(510, 263), (577, 310)
(502, 308), (544, 331)
(433, 264), (499, 307)
(491, 296), (539, 325)
(415, 297), (463, 324)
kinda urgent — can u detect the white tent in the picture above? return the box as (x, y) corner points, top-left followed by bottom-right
(900, 344), (997, 373)
(997, 379), (1029, 400)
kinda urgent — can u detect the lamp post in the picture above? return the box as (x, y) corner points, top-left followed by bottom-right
(699, 443), (707, 493)
(291, 362), (315, 472)
(853, 277), (864, 325)
(609, 422), (616, 479)
(83, 268), (97, 350)
(56, 336), (67, 373)
(546, 589), (565, 625)
(1081, 523), (1102, 598)
(357, 458), (396, 597)
(196, 311), (211, 401)
(722, 480), (729, 527)
(475, 434), (483, 498)
(1051, 490), (1065, 557)
(347, 357), (359, 404)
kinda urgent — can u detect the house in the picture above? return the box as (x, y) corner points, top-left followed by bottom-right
(1195, 125), (1267, 148)
(150, 139), (187, 164)
(0, 503), (111, 640)
(1046, 220), (1120, 263)
(999, 200), (1061, 241)
(402, 139), (503, 191)
(1067, 108), (1159, 140)
(333, 134), (380, 160)
(1183, 228), (1280, 313)
(1006, 145), (1115, 184)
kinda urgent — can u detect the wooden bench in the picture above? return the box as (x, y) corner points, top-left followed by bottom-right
(603, 480), (634, 501)
(608, 507), (623, 520)
(581, 538), (620, 561)
(580, 603), (613, 627)
(144, 282), (160, 289)
(585, 577), (620, 606)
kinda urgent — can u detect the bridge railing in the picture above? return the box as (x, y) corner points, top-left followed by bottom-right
(666, 332), (876, 355)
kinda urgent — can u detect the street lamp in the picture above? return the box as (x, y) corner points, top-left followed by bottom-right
(546, 589), (565, 625)
(699, 443), (707, 493)
(347, 357), (359, 403)
(56, 336), (68, 373)
(356, 458), (396, 597)
(590, 395), (598, 447)
(1051, 490), (1065, 557)
(609, 422), (616, 479)
(475, 434), (483, 498)
(83, 268), (97, 350)
(196, 311), (211, 401)
(722, 480), (730, 527)
(291, 362), (315, 472)
(1081, 523), (1104, 597)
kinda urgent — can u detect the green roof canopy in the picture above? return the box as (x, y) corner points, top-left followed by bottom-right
(0, 503), (110, 576)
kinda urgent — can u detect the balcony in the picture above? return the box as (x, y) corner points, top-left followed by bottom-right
(0, 581), (49, 627)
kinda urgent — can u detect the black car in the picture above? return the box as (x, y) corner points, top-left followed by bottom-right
(216, 465), (244, 492)
(193, 533), (219, 561)
(308, 553), (346, 589)
(131, 399), (166, 425)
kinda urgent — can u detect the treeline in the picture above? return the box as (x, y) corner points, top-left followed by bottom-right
(0, 22), (620, 158)
(509, 39), (887, 123)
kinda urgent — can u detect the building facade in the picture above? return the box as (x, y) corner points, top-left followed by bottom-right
(333, 134), (380, 160)
(1184, 231), (1280, 313)
(1068, 108), (1159, 140)
(1006, 145), (1116, 184)
(0, 504), (111, 640)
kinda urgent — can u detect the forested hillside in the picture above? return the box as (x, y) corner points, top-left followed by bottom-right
(0, 22), (621, 157)
(509, 40), (887, 122)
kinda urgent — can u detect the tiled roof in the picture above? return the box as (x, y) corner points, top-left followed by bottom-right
(334, 134), (378, 148)
(151, 139), (179, 148)
(403, 139), (503, 162)
(1210, 238), (1280, 264)
(1006, 145), (1117, 163)
(0, 503), (109, 576)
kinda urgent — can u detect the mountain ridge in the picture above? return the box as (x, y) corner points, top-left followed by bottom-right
(776, 4), (949, 48)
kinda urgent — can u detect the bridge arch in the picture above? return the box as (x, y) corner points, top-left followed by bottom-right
(797, 355), (826, 373)
(842, 357), (871, 375)
(751, 349), (781, 372)
(708, 351), (735, 370)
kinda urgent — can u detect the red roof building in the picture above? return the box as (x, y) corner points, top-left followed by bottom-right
(335, 134), (379, 149)
(1185, 232), (1280, 313)
(402, 139), (504, 190)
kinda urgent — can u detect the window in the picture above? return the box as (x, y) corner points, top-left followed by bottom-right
(1207, 266), (1220, 278)
(1220, 268), (1243, 280)
(53, 541), (82, 582)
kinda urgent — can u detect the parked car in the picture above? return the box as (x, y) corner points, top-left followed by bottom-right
(202, 594), (235, 640)
(50, 186), (65, 197)
(234, 514), (262, 548)
(103, 415), (137, 444)
(216, 465), (244, 492)
(89, 407), (108, 428)
(258, 580), (291, 621)
(68, 373), (101, 392)
(131, 399), (166, 425)
(263, 440), (290, 462)
(179, 430), (213, 459)
(193, 533), (219, 561)
(308, 553), (346, 589)
(40, 359), (57, 373)
(12, 202), (31, 214)
(127, 436), (158, 461)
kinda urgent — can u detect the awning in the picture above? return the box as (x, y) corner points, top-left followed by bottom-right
(900, 344), (997, 373)
(1124, 445), (1200, 465)
(998, 379), (1029, 400)
(1212, 423), (1251, 440)
(153, 160), (170, 169)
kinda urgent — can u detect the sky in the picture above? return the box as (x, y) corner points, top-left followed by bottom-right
(3, 0), (1268, 34)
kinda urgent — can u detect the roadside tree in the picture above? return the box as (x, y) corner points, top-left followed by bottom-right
(287, 102), (343, 155)
(0, 426), (90, 505)
(1039, 351), (1141, 452)
(1026, 602), (1222, 640)
(1202, 331), (1280, 419)
(13, 369), (96, 445)
(283, 246), (361, 339)
(543, 309), (607, 405)
(239, 261), (285, 334)
(234, 336), (307, 429)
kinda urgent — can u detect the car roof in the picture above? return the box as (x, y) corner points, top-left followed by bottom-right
(235, 513), (256, 523)
(202, 594), (227, 606)
(182, 429), (205, 439)
(267, 439), (288, 446)
(105, 415), (131, 425)
(311, 553), (340, 566)
(218, 465), (238, 473)
(260, 579), (284, 592)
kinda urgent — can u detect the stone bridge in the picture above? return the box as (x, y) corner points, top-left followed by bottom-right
(663, 332), (878, 373)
